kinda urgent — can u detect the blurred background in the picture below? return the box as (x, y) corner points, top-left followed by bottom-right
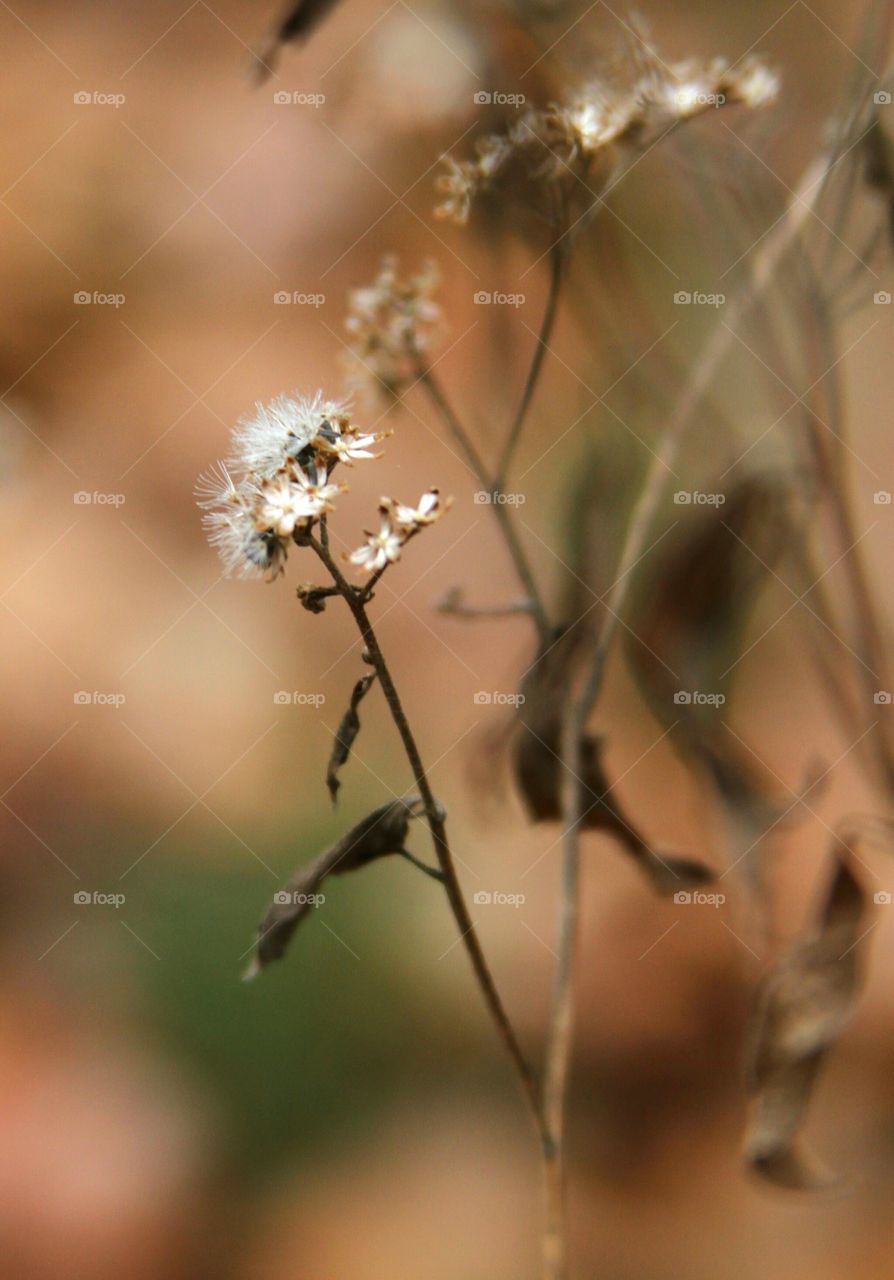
(2, 0), (894, 1276)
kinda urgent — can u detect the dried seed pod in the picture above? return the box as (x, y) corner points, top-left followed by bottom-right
(326, 673), (377, 804)
(744, 842), (866, 1187)
(246, 794), (424, 975)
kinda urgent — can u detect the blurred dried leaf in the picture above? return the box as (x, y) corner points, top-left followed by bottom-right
(744, 843), (866, 1188)
(326, 672), (376, 804)
(246, 794), (423, 976)
(512, 631), (713, 894)
(253, 0), (341, 80)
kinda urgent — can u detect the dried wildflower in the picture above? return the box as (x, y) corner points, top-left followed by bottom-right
(198, 391), (377, 580)
(436, 45), (778, 225)
(744, 843), (865, 1188)
(387, 487), (451, 530)
(349, 511), (405, 573)
(348, 490), (451, 575)
(344, 255), (443, 397)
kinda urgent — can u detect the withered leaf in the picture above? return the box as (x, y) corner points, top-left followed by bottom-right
(326, 673), (376, 805)
(744, 843), (866, 1188)
(512, 631), (713, 895)
(245, 794), (423, 977)
(253, 0), (340, 81)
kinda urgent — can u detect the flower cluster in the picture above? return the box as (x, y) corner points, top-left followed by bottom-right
(344, 256), (443, 398)
(198, 392), (384, 580)
(436, 52), (778, 224)
(349, 489), (451, 573)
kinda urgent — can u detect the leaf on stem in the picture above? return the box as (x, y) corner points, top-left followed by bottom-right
(512, 630), (713, 893)
(245, 794), (424, 977)
(744, 842), (867, 1188)
(326, 672), (377, 804)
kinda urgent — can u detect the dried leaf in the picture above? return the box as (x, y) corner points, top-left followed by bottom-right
(253, 0), (340, 81)
(512, 632), (713, 894)
(245, 794), (423, 976)
(326, 673), (377, 805)
(744, 843), (866, 1188)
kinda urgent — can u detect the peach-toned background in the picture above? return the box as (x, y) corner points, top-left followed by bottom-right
(1, 1), (894, 1276)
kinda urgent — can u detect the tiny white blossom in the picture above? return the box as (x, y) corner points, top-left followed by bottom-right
(388, 488), (451, 530)
(349, 515), (404, 573)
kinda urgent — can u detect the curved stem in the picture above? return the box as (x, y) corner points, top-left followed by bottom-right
(306, 532), (547, 1144)
(417, 366), (553, 643)
(496, 243), (565, 487)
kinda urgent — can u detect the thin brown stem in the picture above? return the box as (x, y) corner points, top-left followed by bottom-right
(496, 243), (565, 487)
(305, 532), (548, 1145)
(417, 366), (553, 642)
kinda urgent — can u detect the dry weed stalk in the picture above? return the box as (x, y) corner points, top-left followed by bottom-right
(205, 8), (894, 1275)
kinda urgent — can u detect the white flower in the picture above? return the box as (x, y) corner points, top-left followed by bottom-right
(388, 488), (451, 530)
(349, 515), (404, 573)
(344, 257), (444, 396)
(204, 507), (288, 581)
(315, 428), (387, 465)
(232, 391), (352, 478)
